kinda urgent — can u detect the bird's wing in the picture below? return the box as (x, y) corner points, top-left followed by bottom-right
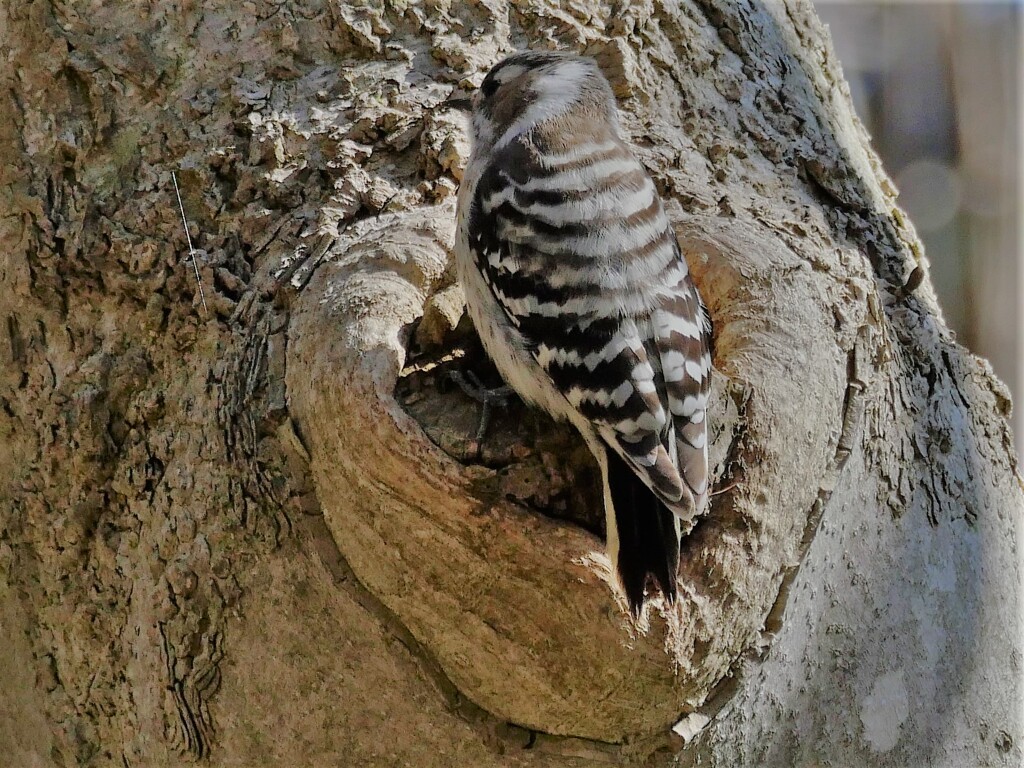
(651, 273), (713, 516)
(467, 136), (712, 516)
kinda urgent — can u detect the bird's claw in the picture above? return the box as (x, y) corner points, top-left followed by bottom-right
(449, 370), (512, 445)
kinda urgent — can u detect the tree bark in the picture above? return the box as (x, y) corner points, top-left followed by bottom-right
(1, 1), (1019, 766)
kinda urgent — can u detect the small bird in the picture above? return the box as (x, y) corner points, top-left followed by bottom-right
(454, 51), (713, 615)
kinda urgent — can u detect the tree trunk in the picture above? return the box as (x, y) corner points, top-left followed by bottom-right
(1, 1), (1019, 766)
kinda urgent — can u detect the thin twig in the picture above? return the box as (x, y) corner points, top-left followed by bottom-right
(172, 170), (208, 314)
(710, 480), (741, 497)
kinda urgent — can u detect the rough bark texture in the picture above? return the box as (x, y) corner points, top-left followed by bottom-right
(1, 1), (1020, 766)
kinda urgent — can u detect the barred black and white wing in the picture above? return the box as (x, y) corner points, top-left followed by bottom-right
(464, 133), (712, 609)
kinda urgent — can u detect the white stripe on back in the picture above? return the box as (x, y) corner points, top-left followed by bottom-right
(537, 138), (620, 167)
(520, 180), (655, 225)
(534, 215), (667, 259)
(498, 288), (658, 320)
(513, 155), (643, 193)
(540, 237), (677, 290)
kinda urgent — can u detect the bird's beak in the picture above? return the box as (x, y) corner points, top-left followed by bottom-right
(444, 91), (474, 113)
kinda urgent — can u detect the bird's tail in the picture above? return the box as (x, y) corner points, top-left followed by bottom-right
(603, 446), (682, 616)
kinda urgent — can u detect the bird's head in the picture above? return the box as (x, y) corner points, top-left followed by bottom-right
(458, 51), (620, 154)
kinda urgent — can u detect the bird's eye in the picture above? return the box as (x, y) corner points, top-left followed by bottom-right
(481, 77), (500, 99)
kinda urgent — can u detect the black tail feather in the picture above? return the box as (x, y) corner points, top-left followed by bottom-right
(606, 448), (681, 615)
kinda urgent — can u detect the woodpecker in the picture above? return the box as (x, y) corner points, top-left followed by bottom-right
(454, 51), (713, 615)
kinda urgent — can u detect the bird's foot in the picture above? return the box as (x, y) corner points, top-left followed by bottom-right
(449, 369), (512, 450)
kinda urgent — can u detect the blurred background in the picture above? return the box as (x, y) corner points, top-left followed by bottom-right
(815, 2), (1022, 454)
